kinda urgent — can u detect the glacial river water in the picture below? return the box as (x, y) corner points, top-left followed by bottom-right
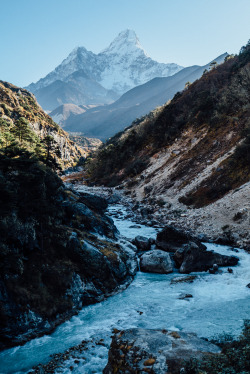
(0, 203), (249, 374)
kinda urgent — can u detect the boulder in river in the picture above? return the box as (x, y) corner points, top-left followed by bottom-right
(170, 275), (197, 284)
(78, 192), (108, 212)
(156, 226), (206, 252)
(140, 250), (173, 274)
(104, 328), (221, 374)
(178, 293), (193, 300)
(174, 243), (239, 273)
(134, 235), (151, 251)
(107, 193), (121, 204)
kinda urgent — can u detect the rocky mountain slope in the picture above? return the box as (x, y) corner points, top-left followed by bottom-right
(87, 42), (250, 248)
(0, 82), (137, 350)
(50, 103), (94, 126)
(27, 30), (183, 111)
(0, 81), (85, 168)
(68, 133), (102, 153)
(64, 53), (227, 139)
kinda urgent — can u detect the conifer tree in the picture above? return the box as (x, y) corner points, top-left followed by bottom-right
(11, 117), (36, 145)
(0, 119), (15, 149)
(41, 135), (61, 169)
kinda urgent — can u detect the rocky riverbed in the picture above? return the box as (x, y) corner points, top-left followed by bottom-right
(0, 182), (249, 374)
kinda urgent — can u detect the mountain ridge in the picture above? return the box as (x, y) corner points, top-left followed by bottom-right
(62, 53), (227, 139)
(86, 43), (250, 248)
(26, 30), (183, 111)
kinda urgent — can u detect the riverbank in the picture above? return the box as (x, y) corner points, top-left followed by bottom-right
(70, 177), (250, 251)
(1, 186), (249, 373)
(0, 178), (138, 352)
(128, 179), (250, 250)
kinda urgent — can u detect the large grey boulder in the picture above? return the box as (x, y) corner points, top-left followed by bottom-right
(78, 192), (108, 212)
(156, 225), (206, 252)
(140, 250), (173, 274)
(107, 193), (121, 204)
(67, 236), (137, 293)
(174, 244), (239, 273)
(104, 328), (221, 374)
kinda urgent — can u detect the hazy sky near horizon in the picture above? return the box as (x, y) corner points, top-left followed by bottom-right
(1, 0), (250, 87)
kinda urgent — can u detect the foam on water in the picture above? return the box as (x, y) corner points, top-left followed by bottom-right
(108, 204), (159, 238)
(0, 204), (249, 374)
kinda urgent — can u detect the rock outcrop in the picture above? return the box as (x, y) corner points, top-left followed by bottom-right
(156, 226), (206, 252)
(0, 80), (85, 168)
(0, 86), (140, 351)
(104, 328), (221, 374)
(78, 192), (108, 212)
(0, 172), (136, 350)
(174, 243), (239, 273)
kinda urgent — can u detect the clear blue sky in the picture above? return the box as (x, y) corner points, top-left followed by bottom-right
(1, 0), (249, 87)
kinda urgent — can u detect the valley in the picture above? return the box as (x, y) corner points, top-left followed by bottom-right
(87, 44), (250, 250)
(0, 19), (249, 374)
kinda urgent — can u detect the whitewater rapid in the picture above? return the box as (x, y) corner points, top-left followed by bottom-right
(0, 203), (249, 374)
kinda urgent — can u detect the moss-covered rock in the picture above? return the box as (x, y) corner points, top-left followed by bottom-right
(104, 328), (221, 374)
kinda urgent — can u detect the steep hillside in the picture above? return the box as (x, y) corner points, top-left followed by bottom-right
(0, 82), (136, 350)
(87, 42), (250, 248)
(27, 30), (183, 111)
(68, 133), (102, 153)
(0, 81), (86, 168)
(64, 53), (227, 139)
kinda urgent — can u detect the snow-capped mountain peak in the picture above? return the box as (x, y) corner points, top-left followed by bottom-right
(97, 29), (182, 94)
(27, 30), (184, 110)
(100, 29), (147, 56)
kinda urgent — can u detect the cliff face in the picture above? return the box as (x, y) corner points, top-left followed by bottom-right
(0, 81), (137, 350)
(0, 156), (137, 350)
(0, 81), (85, 168)
(87, 42), (250, 248)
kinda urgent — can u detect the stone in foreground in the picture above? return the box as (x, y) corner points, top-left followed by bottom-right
(140, 250), (173, 274)
(104, 328), (221, 374)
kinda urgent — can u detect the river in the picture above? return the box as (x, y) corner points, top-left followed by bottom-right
(0, 200), (249, 374)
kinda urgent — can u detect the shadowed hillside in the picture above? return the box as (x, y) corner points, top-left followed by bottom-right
(87, 42), (250, 207)
(0, 82), (136, 350)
